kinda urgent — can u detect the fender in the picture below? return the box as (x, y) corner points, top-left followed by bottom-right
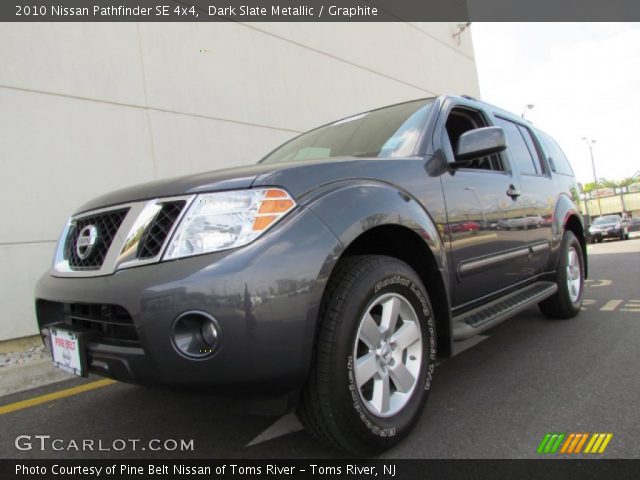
(305, 180), (446, 266)
(548, 192), (588, 276)
(301, 179), (453, 356)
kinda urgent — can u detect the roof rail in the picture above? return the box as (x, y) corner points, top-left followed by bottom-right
(461, 94), (478, 101)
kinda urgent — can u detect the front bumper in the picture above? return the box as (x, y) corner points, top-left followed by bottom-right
(589, 228), (622, 240)
(35, 208), (340, 393)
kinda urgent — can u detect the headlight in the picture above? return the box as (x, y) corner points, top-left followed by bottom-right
(164, 188), (295, 259)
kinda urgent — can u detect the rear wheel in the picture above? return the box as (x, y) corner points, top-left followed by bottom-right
(297, 255), (436, 455)
(539, 231), (584, 319)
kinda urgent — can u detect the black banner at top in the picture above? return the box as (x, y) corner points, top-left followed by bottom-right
(3, 0), (640, 22)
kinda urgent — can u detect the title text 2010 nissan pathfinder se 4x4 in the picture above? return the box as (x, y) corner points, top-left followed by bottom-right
(36, 95), (587, 455)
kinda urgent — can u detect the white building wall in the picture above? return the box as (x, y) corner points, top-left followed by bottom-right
(0, 22), (479, 341)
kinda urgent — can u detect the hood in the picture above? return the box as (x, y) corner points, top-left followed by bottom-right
(76, 163), (279, 213)
(75, 157), (385, 214)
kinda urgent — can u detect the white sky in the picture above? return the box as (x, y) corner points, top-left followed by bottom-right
(471, 22), (640, 186)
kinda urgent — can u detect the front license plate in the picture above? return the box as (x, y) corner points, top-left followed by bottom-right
(50, 328), (85, 376)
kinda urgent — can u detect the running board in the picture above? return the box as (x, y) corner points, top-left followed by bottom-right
(452, 281), (557, 341)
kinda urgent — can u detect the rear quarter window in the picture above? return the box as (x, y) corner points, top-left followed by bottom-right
(537, 131), (574, 176)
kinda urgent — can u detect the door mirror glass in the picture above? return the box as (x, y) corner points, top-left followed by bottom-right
(454, 126), (506, 163)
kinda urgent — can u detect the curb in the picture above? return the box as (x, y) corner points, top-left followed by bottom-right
(0, 335), (41, 354)
(0, 357), (72, 397)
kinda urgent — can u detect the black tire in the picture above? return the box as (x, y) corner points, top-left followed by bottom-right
(539, 231), (585, 319)
(297, 255), (436, 455)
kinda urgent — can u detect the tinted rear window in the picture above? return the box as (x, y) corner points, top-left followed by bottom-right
(494, 117), (539, 175)
(537, 131), (574, 176)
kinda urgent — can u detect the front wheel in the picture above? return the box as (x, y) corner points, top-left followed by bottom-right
(297, 255), (436, 455)
(539, 230), (585, 319)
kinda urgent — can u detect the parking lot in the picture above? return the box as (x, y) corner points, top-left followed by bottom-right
(1, 238), (639, 459)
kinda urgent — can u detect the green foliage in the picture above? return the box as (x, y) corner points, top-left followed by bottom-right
(582, 174), (639, 192)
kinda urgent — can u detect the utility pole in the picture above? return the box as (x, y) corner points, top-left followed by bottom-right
(582, 137), (602, 216)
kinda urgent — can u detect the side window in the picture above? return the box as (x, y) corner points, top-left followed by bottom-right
(538, 131), (574, 176)
(518, 125), (546, 175)
(494, 117), (538, 175)
(444, 107), (504, 171)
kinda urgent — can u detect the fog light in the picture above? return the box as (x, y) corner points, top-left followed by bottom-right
(171, 311), (221, 359)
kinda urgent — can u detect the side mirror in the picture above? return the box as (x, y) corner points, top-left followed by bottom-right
(453, 126), (507, 165)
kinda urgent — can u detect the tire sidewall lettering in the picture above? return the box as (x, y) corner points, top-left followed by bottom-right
(347, 273), (435, 437)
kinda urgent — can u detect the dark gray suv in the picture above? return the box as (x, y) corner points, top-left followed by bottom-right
(36, 95), (587, 455)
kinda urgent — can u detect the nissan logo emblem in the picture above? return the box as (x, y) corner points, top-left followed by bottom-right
(76, 225), (98, 260)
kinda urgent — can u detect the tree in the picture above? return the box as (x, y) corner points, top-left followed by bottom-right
(581, 175), (639, 193)
(618, 174), (639, 188)
(597, 178), (618, 188)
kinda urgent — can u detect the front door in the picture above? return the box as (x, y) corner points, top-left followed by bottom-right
(436, 101), (530, 308)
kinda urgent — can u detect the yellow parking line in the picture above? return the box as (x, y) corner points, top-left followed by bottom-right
(600, 300), (623, 311)
(0, 379), (116, 416)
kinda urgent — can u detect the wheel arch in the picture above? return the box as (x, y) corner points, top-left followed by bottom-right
(564, 213), (588, 278)
(308, 182), (453, 359)
(551, 193), (588, 279)
(336, 225), (453, 359)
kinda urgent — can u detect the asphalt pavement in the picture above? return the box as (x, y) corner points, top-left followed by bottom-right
(1, 238), (639, 459)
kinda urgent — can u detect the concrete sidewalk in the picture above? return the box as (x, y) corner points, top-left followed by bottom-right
(0, 335), (70, 397)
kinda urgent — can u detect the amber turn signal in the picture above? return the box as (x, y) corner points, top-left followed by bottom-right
(252, 189), (296, 231)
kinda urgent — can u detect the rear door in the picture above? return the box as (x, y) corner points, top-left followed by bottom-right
(492, 116), (555, 274)
(436, 99), (530, 308)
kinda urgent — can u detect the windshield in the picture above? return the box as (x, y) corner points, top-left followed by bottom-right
(261, 99), (434, 164)
(593, 215), (620, 225)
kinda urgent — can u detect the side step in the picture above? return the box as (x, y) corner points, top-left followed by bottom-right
(452, 281), (557, 341)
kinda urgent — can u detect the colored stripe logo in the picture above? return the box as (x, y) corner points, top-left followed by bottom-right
(537, 433), (613, 454)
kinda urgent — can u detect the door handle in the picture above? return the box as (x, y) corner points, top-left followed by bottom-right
(506, 185), (521, 199)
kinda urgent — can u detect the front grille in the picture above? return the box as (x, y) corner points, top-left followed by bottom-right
(36, 300), (140, 347)
(137, 201), (186, 259)
(65, 209), (128, 270)
(66, 303), (139, 346)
